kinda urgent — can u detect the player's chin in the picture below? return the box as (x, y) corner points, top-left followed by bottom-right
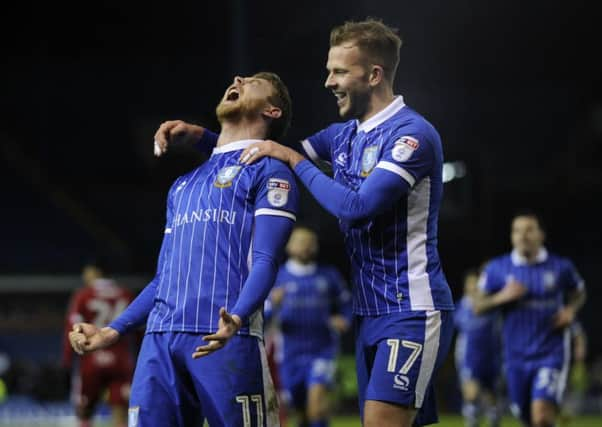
(337, 104), (352, 120)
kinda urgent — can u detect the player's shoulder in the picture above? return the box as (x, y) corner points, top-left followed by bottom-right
(485, 253), (513, 269)
(389, 107), (440, 142)
(255, 157), (296, 180)
(325, 120), (356, 135)
(318, 264), (341, 277)
(309, 120), (356, 142)
(72, 286), (93, 300)
(546, 252), (576, 269)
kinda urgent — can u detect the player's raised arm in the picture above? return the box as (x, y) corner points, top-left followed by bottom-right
(240, 134), (429, 223)
(153, 120), (219, 157)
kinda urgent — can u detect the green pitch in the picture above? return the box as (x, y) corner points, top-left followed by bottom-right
(329, 414), (602, 427)
(91, 414), (602, 426)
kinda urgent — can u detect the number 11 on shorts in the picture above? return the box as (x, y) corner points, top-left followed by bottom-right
(236, 394), (264, 427)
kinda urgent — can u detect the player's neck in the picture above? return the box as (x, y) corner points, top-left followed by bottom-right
(520, 249), (539, 263)
(358, 86), (395, 124)
(217, 120), (267, 146)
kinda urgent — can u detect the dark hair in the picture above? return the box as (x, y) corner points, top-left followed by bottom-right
(330, 18), (402, 82)
(511, 209), (546, 232)
(252, 71), (292, 141)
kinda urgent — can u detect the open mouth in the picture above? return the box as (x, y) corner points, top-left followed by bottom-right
(226, 89), (240, 101)
(333, 91), (347, 106)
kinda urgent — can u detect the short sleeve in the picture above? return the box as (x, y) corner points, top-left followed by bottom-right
(254, 160), (299, 221)
(375, 130), (436, 187)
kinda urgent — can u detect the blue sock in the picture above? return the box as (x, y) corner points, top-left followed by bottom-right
(308, 421), (328, 427)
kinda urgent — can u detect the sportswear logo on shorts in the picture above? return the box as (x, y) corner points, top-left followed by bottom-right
(215, 166), (242, 188)
(393, 374), (410, 391)
(128, 406), (139, 427)
(267, 178), (290, 207)
(392, 136), (419, 163)
(360, 145), (379, 177)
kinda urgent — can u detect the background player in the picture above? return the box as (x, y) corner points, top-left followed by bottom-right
(63, 260), (135, 427)
(68, 72), (298, 426)
(267, 226), (352, 427)
(474, 211), (586, 427)
(454, 268), (503, 427)
(153, 18), (455, 427)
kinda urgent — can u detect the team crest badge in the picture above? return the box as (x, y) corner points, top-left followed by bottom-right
(267, 178), (290, 207)
(392, 136), (419, 163)
(360, 145), (379, 177)
(214, 165), (242, 188)
(543, 271), (556, 290)
(128, 406), (139, 427)
(316, 277), (328, 293)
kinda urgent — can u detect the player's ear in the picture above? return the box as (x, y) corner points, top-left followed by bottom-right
(368, 65), (384, 87)
(262, 105), (282, 120)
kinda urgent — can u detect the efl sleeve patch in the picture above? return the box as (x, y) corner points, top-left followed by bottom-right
(267, 178), (290, 207)
(392, 136), (419, 162)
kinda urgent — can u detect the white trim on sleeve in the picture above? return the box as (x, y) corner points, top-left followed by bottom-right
(301, 139), (321, 163)
(376, 161), (416, 187)
(255, 208), (296, 221)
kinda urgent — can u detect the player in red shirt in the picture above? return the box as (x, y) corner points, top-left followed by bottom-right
(62, 261), (136, 427)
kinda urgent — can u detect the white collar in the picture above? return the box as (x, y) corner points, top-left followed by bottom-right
(212, 139), (263, 155)
(286, 259), (317, 276)
(511, 247), (548, 266)
(356, 95), (406, 133)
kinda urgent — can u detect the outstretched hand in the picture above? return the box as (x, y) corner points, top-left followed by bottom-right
(192, 308), (242, 359)
(153, 120), (204, 157)
(239, 140), (305, 168)
(68, 323), (120, 355)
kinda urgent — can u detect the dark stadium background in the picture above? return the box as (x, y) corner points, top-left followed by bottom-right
(1, 0), (601, 419)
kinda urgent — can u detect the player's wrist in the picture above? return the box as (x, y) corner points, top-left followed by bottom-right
(288, 150), (305, 168)
(191, 124), (206, 144)
(230, 314), (243, 330)
(101, 326), (120, 344)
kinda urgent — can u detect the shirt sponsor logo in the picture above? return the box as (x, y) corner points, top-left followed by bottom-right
(392, 136), (419, 163)
(267, 178), (290, 207)
(215, 165), (242, 188)
(174, 208), (237, 227)
(360, 145), (379, 177)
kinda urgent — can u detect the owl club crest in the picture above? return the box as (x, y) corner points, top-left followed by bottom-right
(361, 145), (379, 177)
(214, 165), (242, 188)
